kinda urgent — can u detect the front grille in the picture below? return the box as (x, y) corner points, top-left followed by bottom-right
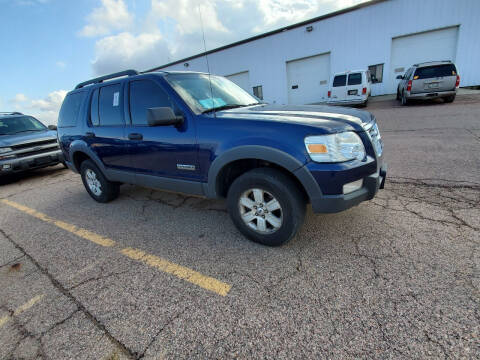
(11, 139), (57, 150)
(368, 121), (383, 157)
(15, 146), (59, 158)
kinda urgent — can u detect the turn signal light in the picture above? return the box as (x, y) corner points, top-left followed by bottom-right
(328, 90), (331, 98)
(362, 87), (367, 95)
(455, 75), (460, 87)
(307, 144), (328, 153)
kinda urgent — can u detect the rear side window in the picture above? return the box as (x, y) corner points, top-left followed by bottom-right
(129, 80), (172, 125)
(348, 73), (362, 85)
(333, 75), (347, 87)
(98, 84), (123, 126)
(58, 92), (86, 127)
(414, 64), (457, 79)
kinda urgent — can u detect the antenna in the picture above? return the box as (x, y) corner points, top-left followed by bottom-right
(197, 3), (215, 116)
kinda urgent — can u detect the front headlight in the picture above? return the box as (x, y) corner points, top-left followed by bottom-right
(0, 147), (12, 154)
(305, 132), (366, 163)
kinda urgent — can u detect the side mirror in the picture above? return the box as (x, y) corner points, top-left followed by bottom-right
(396, 75), (404, 80)
(147, 107), (183, 126)
(48, 125), (57, 130)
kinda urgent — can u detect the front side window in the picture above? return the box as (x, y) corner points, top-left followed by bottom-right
(58, 92), (86, 127)
(333, 75), (347, 87)
(347, 73), (362, 85)
(0, 116), (46, 135)
(368, 64), (384, 83)
(98, 84), (123, 126)
(129, 80), (172, 125)
(165, 73), (260, 114)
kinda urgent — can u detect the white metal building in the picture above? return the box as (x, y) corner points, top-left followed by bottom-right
(150, 0), (480, 105)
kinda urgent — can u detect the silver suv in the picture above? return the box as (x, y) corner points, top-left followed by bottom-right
(396, 61), (459, 105)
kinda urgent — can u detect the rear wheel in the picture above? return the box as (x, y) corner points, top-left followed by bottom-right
(396, 89), (401, 100)
(227, 168), (306, 246)
(444, 95), (456, 103)
(80, 160), (119, 203)
(401, 91), (410, 106)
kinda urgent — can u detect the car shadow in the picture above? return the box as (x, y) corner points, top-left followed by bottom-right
(0, 165), (66, 186)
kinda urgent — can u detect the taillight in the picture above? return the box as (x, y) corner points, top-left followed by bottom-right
(362, 87), (367, 95)
(328, 90), (331, 98)
(407, 80), (412, 92)
(455, 75), (460, 87)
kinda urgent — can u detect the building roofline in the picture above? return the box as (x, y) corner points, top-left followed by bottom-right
(145, 0), (387, 72)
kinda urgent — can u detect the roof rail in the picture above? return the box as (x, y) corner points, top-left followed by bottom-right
(0, 112), (23, 115)
(75, 69), (139, 89)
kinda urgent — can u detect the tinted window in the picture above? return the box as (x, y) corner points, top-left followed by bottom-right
(414, 64), (457, 79)
(348, 73), (362, 85)
(333, 75), (347, 87)
(0, 116), (46, 135)
(90, 89), (100, 126)
(58, 92), (86, 127)
(98, 84), (123, 126)
(129, 80), (171, 125)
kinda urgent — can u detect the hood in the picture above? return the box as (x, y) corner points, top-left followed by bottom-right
(0, 130), (57, 147)
(214, 104), (374, 132)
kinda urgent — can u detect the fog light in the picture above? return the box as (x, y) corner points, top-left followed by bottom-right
(2, 164), (12, 171)
(343, 179), (363, 194)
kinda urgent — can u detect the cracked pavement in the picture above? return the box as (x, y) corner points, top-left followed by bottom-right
(0, 95), (479, 359)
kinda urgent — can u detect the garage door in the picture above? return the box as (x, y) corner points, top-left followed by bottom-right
(389, 26), (458, 93)
(286, 53), (330, 105)
(226, 71), (251, 94)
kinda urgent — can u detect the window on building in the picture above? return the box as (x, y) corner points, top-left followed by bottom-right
(129, 80), (172, 125)
(347, 73), (362, 85)
(333, 75), (347, 87)
(368, 64), (384, 83)
(253, 85), (263, 100)
(98, 84), (124, 126)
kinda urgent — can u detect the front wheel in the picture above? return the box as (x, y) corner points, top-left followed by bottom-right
(80, 159), (119, 203)
(227, 168), (306, 246)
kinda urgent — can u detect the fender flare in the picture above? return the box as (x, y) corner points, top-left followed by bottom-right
(69, 141), (107, 175)
(204, 145), (322, 201)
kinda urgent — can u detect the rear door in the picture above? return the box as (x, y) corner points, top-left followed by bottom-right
(411, 64), (457, 94)
(345, 72), (364, 102)
(87, 83), (130, 170)
(330, 74), (347, 101)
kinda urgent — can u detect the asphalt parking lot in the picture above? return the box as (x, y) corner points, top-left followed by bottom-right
(1, 95), (479, 359)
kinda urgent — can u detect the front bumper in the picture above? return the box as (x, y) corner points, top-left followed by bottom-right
(310, 165), (387, 213)
(0, 149), (63, 175)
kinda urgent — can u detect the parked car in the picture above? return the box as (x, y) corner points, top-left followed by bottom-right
(396, 61), (460, 105)
(0, 112), (63, 176)
(58, 70), (386, 246)
(327, 70), (371, 107)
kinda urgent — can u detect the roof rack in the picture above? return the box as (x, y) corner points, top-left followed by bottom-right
(0, 112), (23, 115)
(75, 69), (139, 89)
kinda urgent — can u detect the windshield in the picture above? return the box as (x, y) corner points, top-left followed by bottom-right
(165, 73), (261, 114)
(0, 116), (47, 135)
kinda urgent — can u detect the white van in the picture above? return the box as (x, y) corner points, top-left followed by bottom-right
(327, 70), (371, 107)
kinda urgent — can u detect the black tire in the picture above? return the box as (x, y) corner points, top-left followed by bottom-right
(396, 89), (401, 100)
(227, 168), (306, 246)
(80, 159), (119, 203)
(360, 99), (368, 108)
(444, 95), (456, 103)
(401, 91), (409, 106)
(60, 161), (68, 169)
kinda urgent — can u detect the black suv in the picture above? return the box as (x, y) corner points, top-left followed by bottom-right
(0, 112), (63, 176)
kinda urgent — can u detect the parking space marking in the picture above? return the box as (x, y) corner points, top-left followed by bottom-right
(0, 294), (44, 328)
(1, 199), (115, 247)
(121, 247), (232, 296)
(1, 199), (232, 296)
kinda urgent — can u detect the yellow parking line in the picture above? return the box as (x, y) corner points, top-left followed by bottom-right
(0, 294), (44, 328)
(121, 248), (231, 296)
(1, 199), (232, 296)
(1, 199), (115, 247)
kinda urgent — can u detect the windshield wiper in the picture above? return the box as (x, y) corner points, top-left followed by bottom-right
(201, 104), (249, 114)
(11, 129), (44, 134)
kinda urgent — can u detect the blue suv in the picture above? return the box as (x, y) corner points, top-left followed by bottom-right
(58, 70), (386, 246)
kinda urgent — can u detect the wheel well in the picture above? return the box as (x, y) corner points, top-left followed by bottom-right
(216, 159), (309, 202)
(72, 151), (91, 171)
